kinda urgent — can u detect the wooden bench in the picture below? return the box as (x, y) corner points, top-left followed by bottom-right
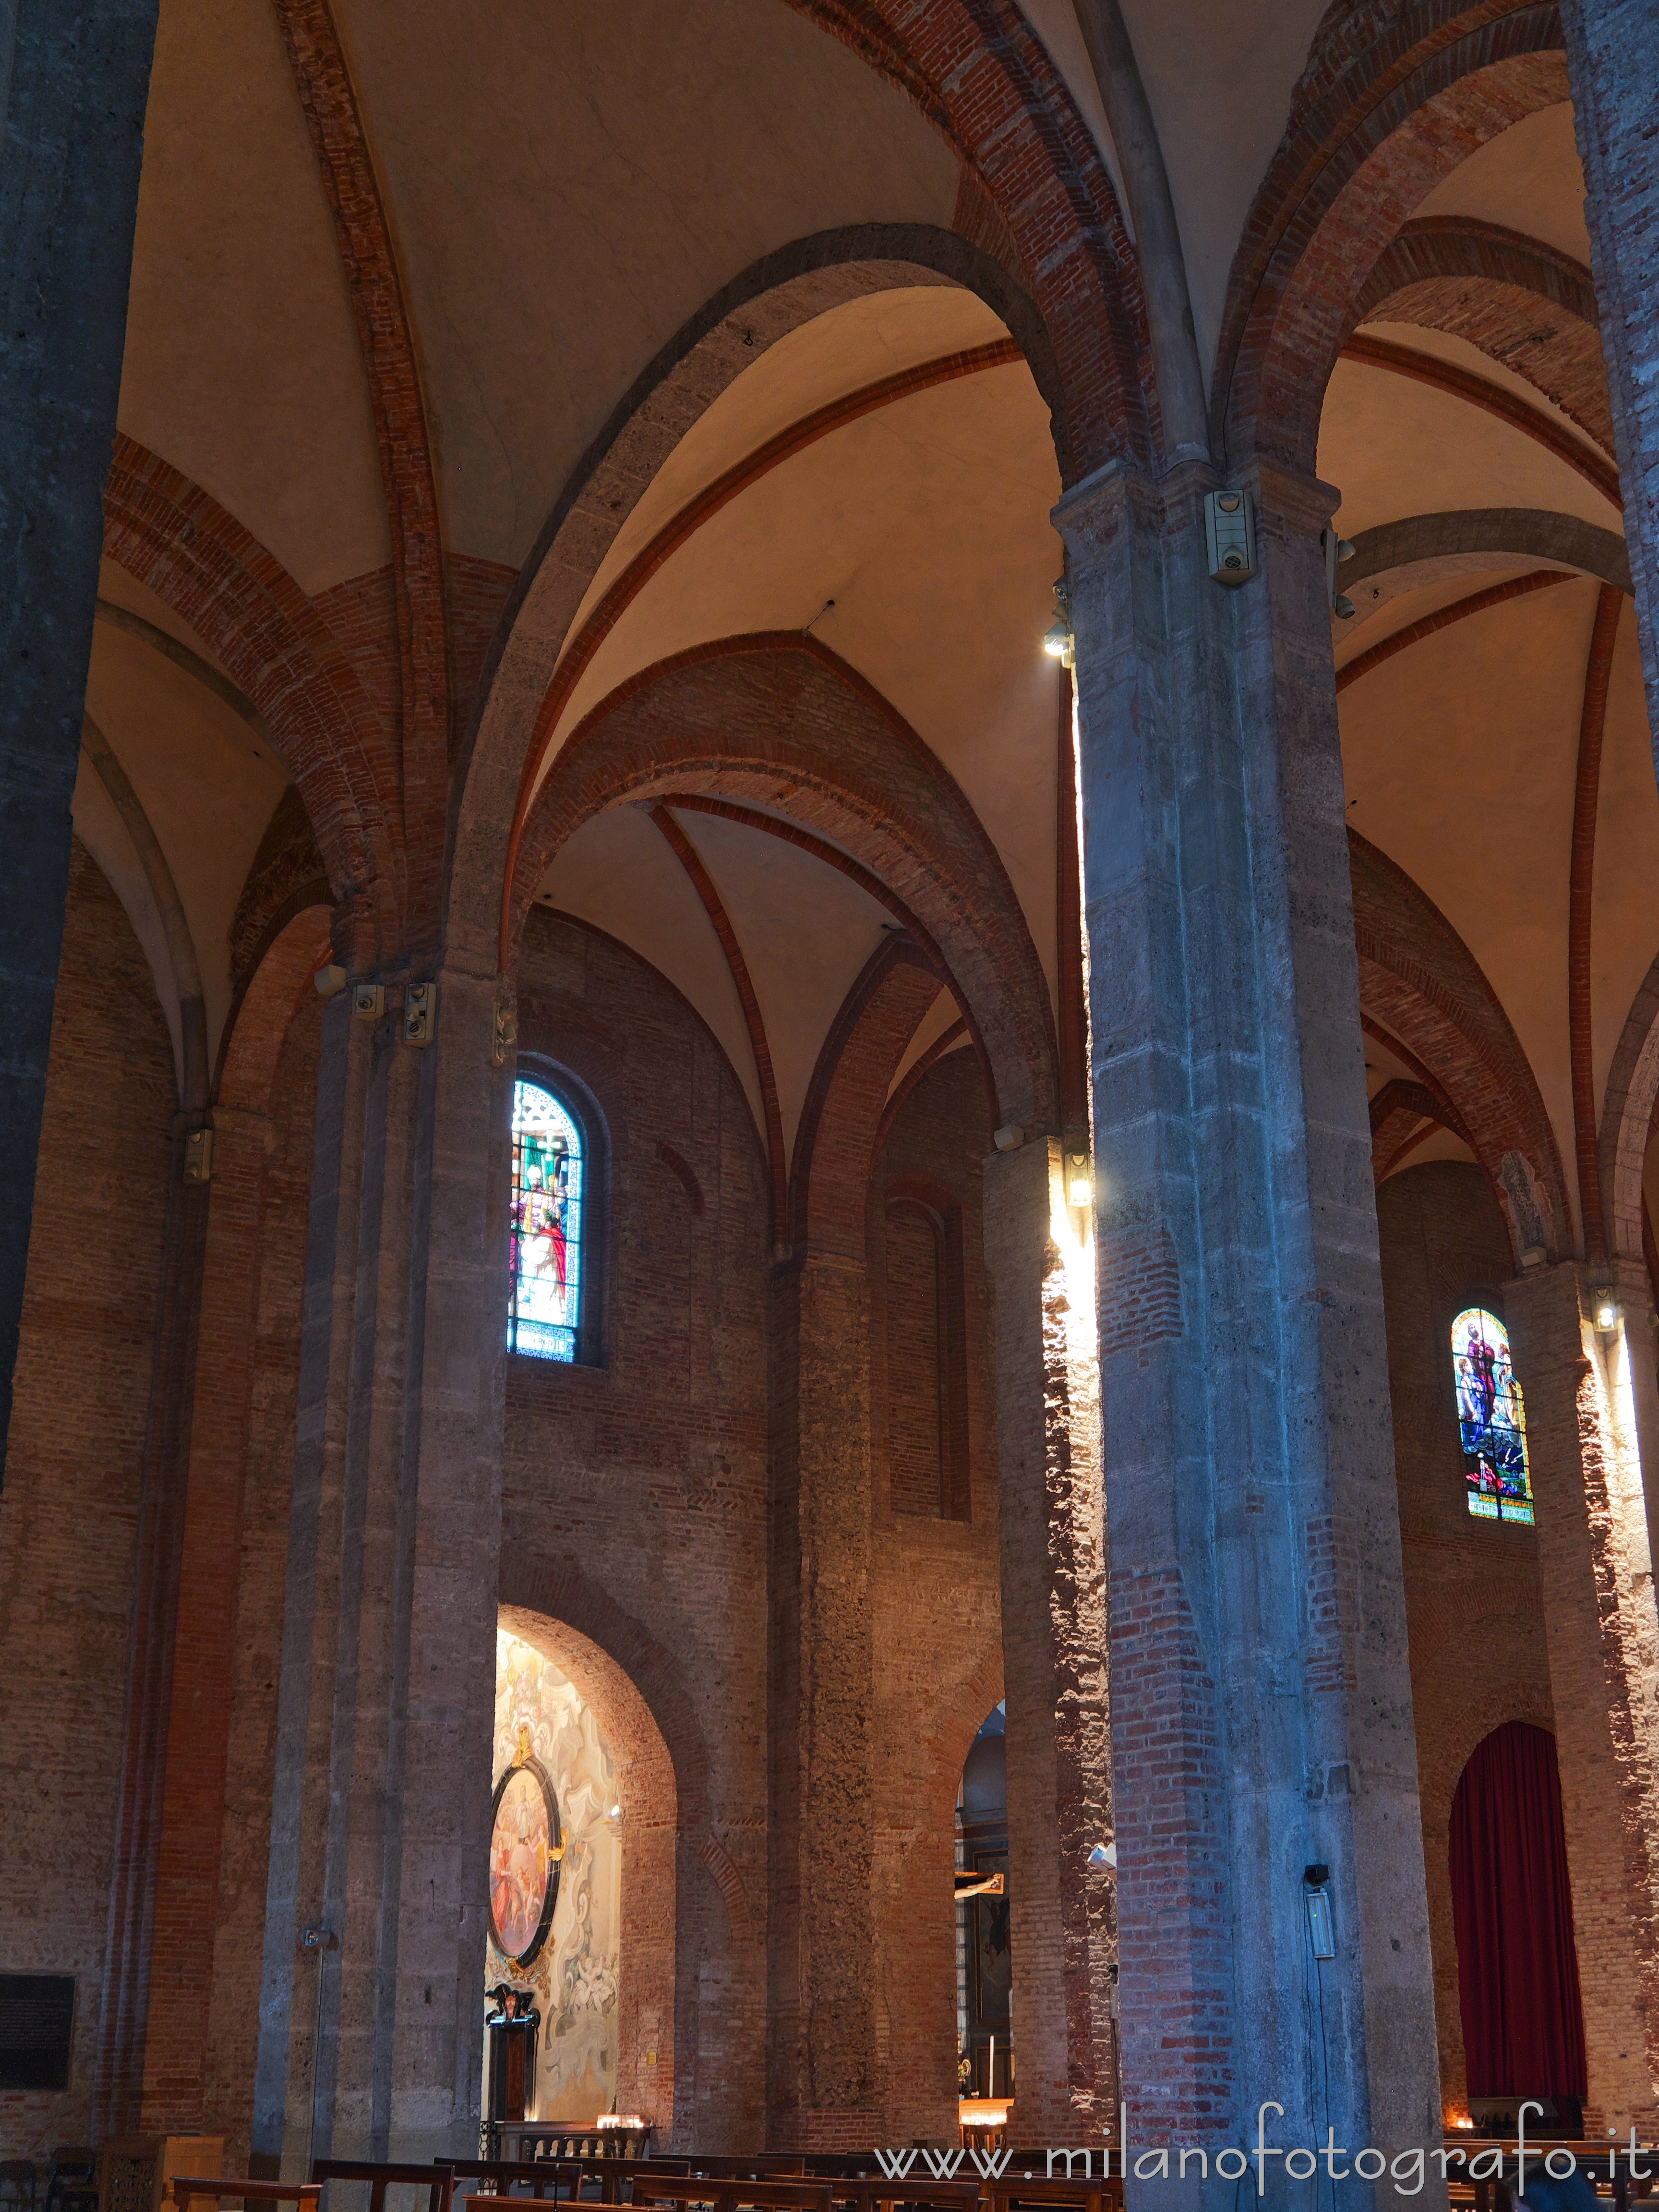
(621, 2177), (834, 2212)
(1439, 2138), (1658, 2212)
(981, 2172), (1120, 2212)
(310, 2162), (457, 2212)
(161, 2184), (321, 2212)
(827, 2176), (982, 2212)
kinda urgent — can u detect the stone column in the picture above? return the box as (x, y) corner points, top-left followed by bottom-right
(982, 1136), (1116, 2146)
(766, 1250), (877, 2152)
(0, 0), (160, 1458)
(139, 1103), (274, 2132)
(1503, 1262), (1659, 2131)
(1060, 458), (1442, 2194)
(1609, 1253), (1659, 1571)
(1563, 0), (1659, 743)
(252, 962), (509, 2170)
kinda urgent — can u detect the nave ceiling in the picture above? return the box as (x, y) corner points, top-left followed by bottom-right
(74, 0), (1654, 1266)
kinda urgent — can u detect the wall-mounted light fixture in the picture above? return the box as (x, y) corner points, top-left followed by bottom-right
(1043, 577), (1075, 667)
(1303, 1862), (1335, 1959)
(1067, 1150), (1093, 1208)
(1322, 527), (1358, 618)
(1596, 1292), (1621, 1332)
(1205, 489), (1258, 586)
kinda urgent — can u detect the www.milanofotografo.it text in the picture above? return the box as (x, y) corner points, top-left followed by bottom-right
(873, 2104), (1658, 2196)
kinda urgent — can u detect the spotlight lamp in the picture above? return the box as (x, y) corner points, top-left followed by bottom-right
(1067, 1151), (1093, 1208)
(1044, 577), (1075, 668)
(1597, 1297), (1620, 1332)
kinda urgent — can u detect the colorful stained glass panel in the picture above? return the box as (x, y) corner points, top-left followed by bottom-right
(510, 1081), (582, 1361)
(1452, 1306), (1534, 1524)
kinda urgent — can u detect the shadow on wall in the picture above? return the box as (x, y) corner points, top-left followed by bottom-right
(489, 1629), (622, 2120)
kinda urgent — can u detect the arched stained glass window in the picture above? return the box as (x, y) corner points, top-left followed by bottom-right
(1452, 1306), (1534, 1524)
(509, 1080), (583, 1361)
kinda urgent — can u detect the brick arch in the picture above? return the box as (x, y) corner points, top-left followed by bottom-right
(102, 436), (399, 942)
(1343, 508), (1632, 597)
(1597, 948), (1659, 1266)
(1219, 0), (1568, 469)
(793, 936), (950, 1253)
(1347, 215), (1611, 452)
(514, 635), (1060, 1133)
(875, 1621), (1007, 2137)
(1350, 830), (1569, 1262)
(771, 5), (1153, 479)
(447, 224), (1075, 975)
(216, 905), (333, 1113)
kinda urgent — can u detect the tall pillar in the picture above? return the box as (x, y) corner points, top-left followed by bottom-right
(1563, 0), (1659, 741)
(1060, 458), (1442, 2192)
(252, 962), (509, 2170)
(766, 1251), (876, 2152)
(1503, 1262), (1659, 2130)
(982, 1136), (1116, 2145)
(0, 0), (160, 1460)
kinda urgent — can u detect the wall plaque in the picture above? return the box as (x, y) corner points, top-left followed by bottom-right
(0, 1973), (75, 2090)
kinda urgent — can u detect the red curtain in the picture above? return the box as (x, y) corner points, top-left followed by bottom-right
(1449, 1720), (1587, 2098)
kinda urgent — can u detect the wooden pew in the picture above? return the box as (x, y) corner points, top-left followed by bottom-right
(980, 2172), (1121, 2212)
(310, 2163), (457, 2212)
(826, 2176), (982, 2212)
(621, 2176), (833, 2212)
(162, 2184), (322, 2212)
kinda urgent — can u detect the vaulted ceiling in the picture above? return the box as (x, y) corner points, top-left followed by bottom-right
(78, 0), (1651, 1257)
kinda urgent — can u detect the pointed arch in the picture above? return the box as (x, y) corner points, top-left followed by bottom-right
(513, 634), (1059, 1134)
(1219, 0), (1569, 469)
(102, 436), (399, 939)
(1350, 830), (1570, 1262)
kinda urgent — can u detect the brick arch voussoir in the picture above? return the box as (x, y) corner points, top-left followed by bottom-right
(774, 2), (1154, 477)
(216, 904), (333, 1113)
(792, 936), (946, 1255)
(103, 437), (400, 937)
(516, 636), (1059, 1134)
(1352, 856), (1568, 1264)
(1347, 218), (1611, 450)
(500, 1557), (709, 1831)
(1597, 950), (1659, 1266)
(1220, 2), (1567, 470)
(447, 224), (1074, 973)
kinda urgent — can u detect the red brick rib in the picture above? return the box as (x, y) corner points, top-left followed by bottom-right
(274, 0), (450, 942)
(498, 340), (1023, 968)
(1335, 568), (1570, 693)
(1341, 333), (1623, 509)
(649, 804), (788, 1241)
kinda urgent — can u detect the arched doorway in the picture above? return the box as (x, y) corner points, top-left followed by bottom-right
(958, 1704), (1011, 2100)
(492, 1606), (681, 2142)
(1449, 1721), (1587, 2132)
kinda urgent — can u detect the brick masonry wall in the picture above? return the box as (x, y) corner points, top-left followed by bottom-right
(0, 841), (175, 2153)
(501, 908), (773, 2152)
(1375, 1161), (1555, 2124)
(868, 1052), (1002, 2140)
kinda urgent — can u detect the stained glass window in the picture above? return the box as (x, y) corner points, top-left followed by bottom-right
(1452, 1307), (1534, 1524)
(509, 1080), (583, 1361)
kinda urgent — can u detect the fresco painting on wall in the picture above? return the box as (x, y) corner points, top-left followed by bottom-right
(490, 1751), (561, 1965)
(489, 1630), (621, 2119)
